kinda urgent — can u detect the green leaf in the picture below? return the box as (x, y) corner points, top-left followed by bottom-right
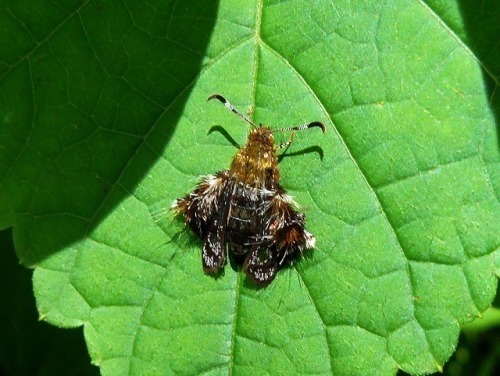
(1, 1), (498, 375)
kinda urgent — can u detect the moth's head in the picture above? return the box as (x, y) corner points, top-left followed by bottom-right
(207, 94), (325, 149)
(248, 126), (275, 147)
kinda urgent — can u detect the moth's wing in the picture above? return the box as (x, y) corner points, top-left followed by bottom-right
(244, 245), (279, 287)
(269, 188), (316, 266)
(202, 177), (235, 274)
(172, 170), (229, 239)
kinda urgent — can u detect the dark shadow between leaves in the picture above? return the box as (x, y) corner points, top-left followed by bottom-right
(454, 1), (500, 144)
(0, 228), (99, 376)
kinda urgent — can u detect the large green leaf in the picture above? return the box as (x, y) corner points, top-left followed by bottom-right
(0, 0), (498, 375)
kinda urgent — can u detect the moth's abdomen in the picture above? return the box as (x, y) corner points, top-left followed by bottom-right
(227, 183), (273, 255)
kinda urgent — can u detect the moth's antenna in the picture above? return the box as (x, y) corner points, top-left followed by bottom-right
(273, 121), (326, 134)
(208, 94), (257, 129)
(274, 121), (325, 149)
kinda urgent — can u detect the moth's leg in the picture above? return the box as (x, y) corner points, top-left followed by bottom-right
(274, 121), (325, 153)
(276, 131), (295, 150)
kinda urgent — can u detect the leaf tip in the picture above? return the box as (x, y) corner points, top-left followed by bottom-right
(435, 363), (444, 373)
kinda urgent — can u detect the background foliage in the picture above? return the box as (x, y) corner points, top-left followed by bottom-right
(0, 0), (498, 375)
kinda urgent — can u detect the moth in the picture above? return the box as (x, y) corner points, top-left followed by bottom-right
(172, 94), (325, 287)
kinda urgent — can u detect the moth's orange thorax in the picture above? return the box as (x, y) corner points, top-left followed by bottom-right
(229, 127), (279, 187)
